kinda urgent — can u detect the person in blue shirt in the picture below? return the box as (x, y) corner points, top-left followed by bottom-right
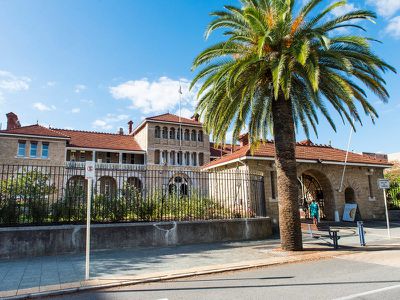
(309, 199), (319, 226)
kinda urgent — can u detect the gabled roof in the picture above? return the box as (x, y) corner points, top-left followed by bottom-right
(0, 125), (70, 139)
(133, 113), (202, 134)
(52, 129), (144, 152)
(204, 140), (391, 169)
(147, 113), (201, 125)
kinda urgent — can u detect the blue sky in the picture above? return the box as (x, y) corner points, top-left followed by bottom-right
(0, 0), (399, 154)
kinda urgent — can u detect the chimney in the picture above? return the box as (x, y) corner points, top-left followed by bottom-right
(6, 112), (21, 130)
(191, 113), (199, 122)
(128, 120), (133, 135)
(239, 133), (249, 147)
(118, 127), (124, 135)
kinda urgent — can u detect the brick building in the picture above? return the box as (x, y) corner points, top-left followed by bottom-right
(203, 135), (391, 224)
(0, 112), (392, 223)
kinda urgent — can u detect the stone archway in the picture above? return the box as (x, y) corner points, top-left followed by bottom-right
(298, 169), (336, 221)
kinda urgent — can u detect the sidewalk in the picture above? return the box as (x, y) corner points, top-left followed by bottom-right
(1, 221), (399, 299)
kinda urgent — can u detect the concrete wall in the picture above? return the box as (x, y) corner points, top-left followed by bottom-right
(0, 136), (66, 165)
(0, 218), (272, 259)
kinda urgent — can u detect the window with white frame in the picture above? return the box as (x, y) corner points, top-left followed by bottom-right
(30, 142), (38, 158)
(42, 143), (49, 159)
(17, 141), (26, 157)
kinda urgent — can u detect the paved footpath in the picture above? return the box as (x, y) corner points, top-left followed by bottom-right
(0, 221), (399, 299)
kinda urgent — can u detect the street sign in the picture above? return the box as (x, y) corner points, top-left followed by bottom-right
(378, 179), (390, 190)
(85, 161), (95, 180)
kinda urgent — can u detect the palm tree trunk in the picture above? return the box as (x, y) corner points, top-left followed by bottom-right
(272, 95), (303, 251)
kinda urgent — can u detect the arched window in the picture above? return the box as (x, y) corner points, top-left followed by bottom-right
(162, 150), (168, 165)
(177, 151), (183, 165)
(177, 128), (183, 140)
(154, 150), (160, 164)
(345, 187), (356, 204)
(155, 126), (161, 138)
(98, 176), (117, 196)
(191, 130), (197, 141)
(184, 129), (190, 141)
(127, 177), (142, 191)
(191, 152), (197, 166)
(168, 175), (189, 196)
(198, 130), (203, 142)
(199, 153), (204, 166)
(169, 128), (175, 139)
(184, 152), (190, 166)
(67, 175), (87, 197)
(170, 151), (176, 165)
(162, 127), (168, 139)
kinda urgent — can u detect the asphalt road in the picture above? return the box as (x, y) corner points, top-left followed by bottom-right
(48, 248), (400, 300)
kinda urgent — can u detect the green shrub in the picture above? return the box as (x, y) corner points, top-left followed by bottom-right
(0, 199), (20, 224)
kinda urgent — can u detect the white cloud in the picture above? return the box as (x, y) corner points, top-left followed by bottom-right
(385, 15), (400, 38)
(110, 77), (199, 114)
(175, 107), (194, 119)
(71, 108), (80, 113)
(33, 102), (56, 111)
(80, 99), (94, 105)
(367, 0), (400, 18)
(0, 70), (30, 92)
(74, 84), (86, 93)
(331, 2), (357, 18)
(46, 81), (56, 87)
(92, 114), (129, 131)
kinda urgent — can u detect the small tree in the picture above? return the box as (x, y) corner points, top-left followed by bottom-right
(0, 169), (56, 224)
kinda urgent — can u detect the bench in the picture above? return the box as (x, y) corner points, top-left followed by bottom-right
(304, 224), (341, 249)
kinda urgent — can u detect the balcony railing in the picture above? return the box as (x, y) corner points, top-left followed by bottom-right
(65, 161), (145, 170)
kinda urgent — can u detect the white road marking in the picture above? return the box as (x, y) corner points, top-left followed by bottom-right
(333, 284), (400, 300)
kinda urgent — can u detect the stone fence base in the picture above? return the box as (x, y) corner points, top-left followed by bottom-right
(0, 218), (272, 259)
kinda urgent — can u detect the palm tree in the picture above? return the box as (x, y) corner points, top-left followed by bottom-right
(191, 0), (395, 250)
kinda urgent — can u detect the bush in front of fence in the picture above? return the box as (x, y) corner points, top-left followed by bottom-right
(0, 169), (56, 224)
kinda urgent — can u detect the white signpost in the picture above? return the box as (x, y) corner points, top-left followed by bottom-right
(85, 161), (95, 280)
(378, 179), (391, 239)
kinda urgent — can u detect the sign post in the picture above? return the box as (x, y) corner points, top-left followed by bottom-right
(378, 179), (391, 239)
(85, 161), (95, 280)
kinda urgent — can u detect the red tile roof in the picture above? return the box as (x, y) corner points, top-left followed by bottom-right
(204, 140), (391, 168)
(146, 113), (201, 126)
(210, 142), (241, 158)
(0, 125), (70, 139)
(53, 129), (144, 152)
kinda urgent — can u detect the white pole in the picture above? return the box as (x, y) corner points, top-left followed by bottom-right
(383, 189), (391, 239)
(85, 178), (92, 280)
(339, 119), (354, 193)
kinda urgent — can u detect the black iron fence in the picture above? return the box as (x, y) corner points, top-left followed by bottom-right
(0, 163), (266, 226)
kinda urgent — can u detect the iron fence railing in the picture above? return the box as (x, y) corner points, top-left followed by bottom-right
(0, 164), (266, 226)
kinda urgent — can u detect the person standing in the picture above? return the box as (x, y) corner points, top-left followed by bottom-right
(309, 199), (319, 226)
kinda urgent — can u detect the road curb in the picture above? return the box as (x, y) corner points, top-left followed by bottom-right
(2, 250), (349, 300)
